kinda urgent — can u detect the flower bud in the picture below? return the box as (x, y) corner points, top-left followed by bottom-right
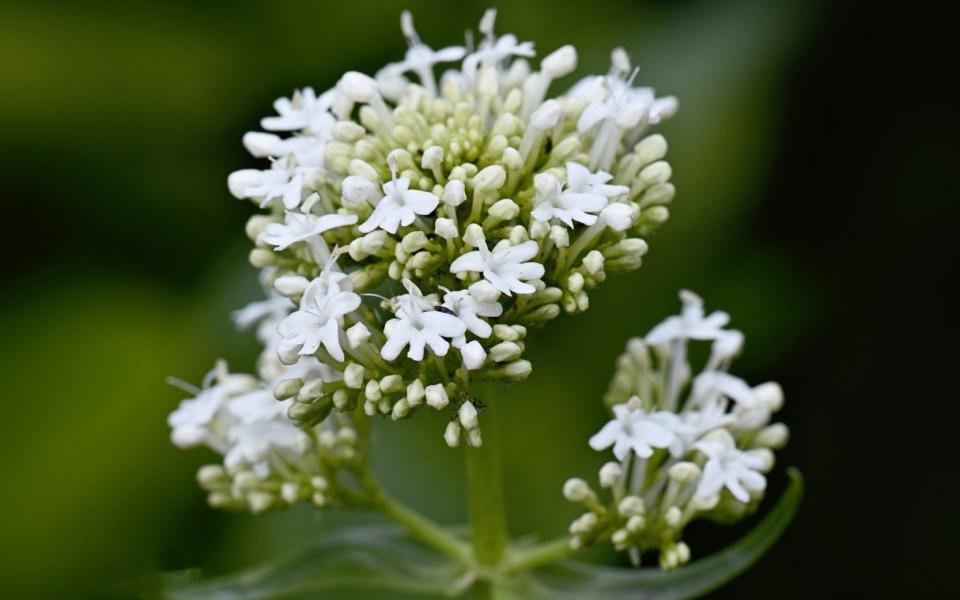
(562, 478), (594, 503)
(344, 363), (365, 389)
(639, 161), (672, 186)
(541, 45), (578, 78)
(379, 374), (403, 394)
(462, 223), (486, 248)
(490, 359), (533, 381)
(469, 280), (500, 303)
(754, 382), (784, 412)
(197, 464), (228, 488)
(443, 179), (467, 206)
(668, 461), (701, 484)
(406, 379), (425, 406)
(444, 420), (461, 448)
(473, 165), (506, 191)
(529, 218), (550, 240)
(467, 428), (483, 448)
(435, 218), (458, 240)
(458, 401), (479, 429)
(549, 225), (570, 248)
(346, 322), (371, 348)
(490, 341), (522, 363)
(391, 398), (411, 420)
(401, 231), (429, 253)
(337, 71), (379, 103)
(342, 175), (378, 206)
(425, 383), (449, 410)
(618, 495), (644, 517)
(488, 198), (519, 221)
(755, 423), (789, 449)
(529, 99), (564, 130)
(492, 324), (520, 341)
(364, 379), (381, 401)
(274, 274), (309, 297)
(501, 147), (523, 170)
(421, 145), (444, 170)
(460, 340), (487, 370)
(274, 377), (304, 400)
(599, 462), (623, 488)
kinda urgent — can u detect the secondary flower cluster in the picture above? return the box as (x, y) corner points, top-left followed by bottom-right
(167, 286), (368, 513)
(562, 291), (789, 569)
(224, 8), (677, 448)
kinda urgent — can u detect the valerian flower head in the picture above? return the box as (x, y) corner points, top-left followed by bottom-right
(564, 293), (787, 569)
(175, 8), (681, 511)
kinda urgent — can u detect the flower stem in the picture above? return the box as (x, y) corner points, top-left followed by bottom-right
(369, 481), (473, 566)
(503, 536), (574, 574)
(464, 383), (509, 588)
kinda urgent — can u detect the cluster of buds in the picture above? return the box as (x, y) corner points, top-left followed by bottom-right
(563, 291), (789, 569)
(226, 9), (676, 447)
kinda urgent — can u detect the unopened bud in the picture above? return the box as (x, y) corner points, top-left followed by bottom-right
(562, 478), (593, 503)
(599, 462), (623, 488)
(344, 363), (365, 389)
(473, 165), (506, 191)
(444, 420), (461, 447)
(435, 217), (458, 240)
(460, 340), (487, 370)
(425, 383), (449, 410)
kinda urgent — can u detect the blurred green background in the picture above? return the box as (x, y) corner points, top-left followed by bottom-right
(2, 0), (956, 598)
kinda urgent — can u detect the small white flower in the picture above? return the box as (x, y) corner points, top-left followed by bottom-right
(357, 164), (440, 234)
(260, 211), (357, 251)
(450, 239), (544, 296)
(694, 429), (768, 503)
(463, 10), (535, 82)
(531, 163), (629, 228)
(381, 11), (466, 95)
(691, 371), (762, 410)
(232, 291), (292, 343)
(225, 419), (310, 477)
(228, 158), (307, 210)
(277, 276), (361, 362)
(589, 403), (678, 461)
(168, 364), (257, 451)
(381, 281), (467, 361)
(645, 290), (731, 346)
(242, 132), (327, 166)
(260, 87), (336, 135)
(442, 288), (503, 341)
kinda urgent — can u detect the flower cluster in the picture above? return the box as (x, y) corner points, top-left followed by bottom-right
(562, 291), (789, 569)
(167, 278), (368, 513)
(171, 6), (679, 510)
(230, 9), (676, 445)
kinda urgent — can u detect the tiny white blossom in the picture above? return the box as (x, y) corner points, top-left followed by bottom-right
(260, 212), (357, 251)
(463, 10), (535, 83)
(645, 290), (731, 346)
(381, 11), (466, 96)
(225, 418), (310, 477)
(228, 157), (307, 210)
(531, 163), (629, 228)
(260, 87), (336, 135)
(358, 162), (440, 234)
(168, 364), (257, 451)
(694, 429), (768, 503)
(450, 239), (544, 296)
(277, 275), (361, 363)
(589, 403), (678, 461)
(442, 288), (503, 341)
(381, 280), (467, 361)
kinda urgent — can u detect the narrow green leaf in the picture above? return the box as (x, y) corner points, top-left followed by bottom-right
(511, 468), (803, 599)
(163, 524), (466, 600)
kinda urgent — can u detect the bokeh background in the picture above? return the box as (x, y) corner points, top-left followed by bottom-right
(1, 0), (956, 598)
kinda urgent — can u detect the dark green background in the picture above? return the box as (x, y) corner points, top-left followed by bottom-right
(1, 0), (955, 598)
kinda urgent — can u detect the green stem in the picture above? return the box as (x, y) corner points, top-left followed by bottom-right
(464, 384), (509, 597)
(367, 480), (472, 566)
(503, 536), (574, 574)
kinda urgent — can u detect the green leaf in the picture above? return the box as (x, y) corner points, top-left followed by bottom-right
(163, 524), (467, 600)
(508, 468), (803, 600)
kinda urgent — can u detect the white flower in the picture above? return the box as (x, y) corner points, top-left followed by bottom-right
(381, 281), (466, 361)
(260, 212), (357, 251)
(380, 11), (466, 95)
(277, 276), (361, 362)
(462, 10), (535, 82)
(441, 288), (503, 342)
(450, 239), (544, 296)
(694, 429), (768, 503)
(242, 132), (327, 166)
(589, 403), (678, 461)
(357, 165), (440, 234)
(228, 158), (306, 210)
(232, 290), (292, 342)
(225, 419), (310, 477)
(645, 290), (731, 346)
(260, 87), (336, 135)
(531, 163), (629, 228)
(168, 364), (257, 451)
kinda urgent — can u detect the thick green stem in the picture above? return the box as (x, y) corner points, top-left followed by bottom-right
(464, 383), (509, 600)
